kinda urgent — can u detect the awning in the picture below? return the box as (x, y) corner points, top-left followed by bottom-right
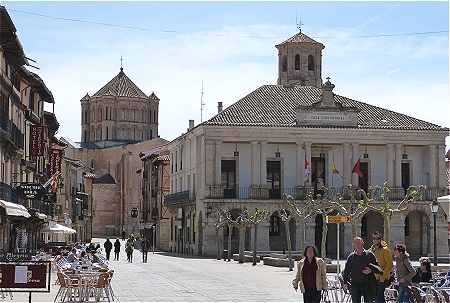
(0, 200), (31, 218)
(437, 195), (450, 203)
(42, 223), (76, 234)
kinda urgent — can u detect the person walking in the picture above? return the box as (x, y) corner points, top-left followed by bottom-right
(114, 239), (121, 261)
(142, 238), (149, 263)
(104, 238), (113, 261)
(394, 243), (416, 303)
(370, 231), (393, 303)
(292, 245), (327, 303)
(126, 238), (134, 263)
(343, 237), (380, 303)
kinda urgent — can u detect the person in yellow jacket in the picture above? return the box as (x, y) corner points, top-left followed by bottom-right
(292, 245), (327, 303)
(370, 231), (393, 303)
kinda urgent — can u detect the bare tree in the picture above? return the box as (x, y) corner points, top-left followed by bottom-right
(284, 193), (314, 255)
(361, 182), (425, 246)
(279, 207), (296, 271)
(241, 208), (270, 265)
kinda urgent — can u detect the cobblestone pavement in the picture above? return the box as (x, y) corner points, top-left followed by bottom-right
(12, 239), (302, 302)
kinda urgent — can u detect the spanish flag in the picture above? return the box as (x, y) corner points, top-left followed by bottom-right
(331, 161), (340, 176)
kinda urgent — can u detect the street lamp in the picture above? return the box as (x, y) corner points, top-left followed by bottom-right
(430, 200), (439, 266)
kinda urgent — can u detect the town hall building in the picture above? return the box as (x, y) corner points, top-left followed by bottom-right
(163, 30), (449, 259)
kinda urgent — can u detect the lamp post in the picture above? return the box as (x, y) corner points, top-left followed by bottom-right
(430, 200), (439, 266)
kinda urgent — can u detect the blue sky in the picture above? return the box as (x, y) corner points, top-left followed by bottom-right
(3, 1), (449, 148)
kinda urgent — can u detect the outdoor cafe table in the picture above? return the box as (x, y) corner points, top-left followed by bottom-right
(66, 271), (102, 302)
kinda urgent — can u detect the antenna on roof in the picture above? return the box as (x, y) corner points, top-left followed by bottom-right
(296, 12), (303, 33)
(200, 80), (205, 122)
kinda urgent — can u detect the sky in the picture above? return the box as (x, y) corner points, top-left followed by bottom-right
(3, 1), (450, 149)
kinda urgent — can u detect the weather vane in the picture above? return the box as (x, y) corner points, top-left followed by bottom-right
(296, 12), (304, 33)
(120, 56), (123, 71)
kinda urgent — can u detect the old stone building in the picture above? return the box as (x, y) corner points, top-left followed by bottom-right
(165, 30), (449, 259)
(80, 67), (159, 148)
(62, 67), (167, 237)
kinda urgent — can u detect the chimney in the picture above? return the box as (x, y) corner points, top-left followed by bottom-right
(217, 102), (223, 114)
(188, 119), (194, 131)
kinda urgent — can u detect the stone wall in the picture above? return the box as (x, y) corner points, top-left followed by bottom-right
(92, 183), (121, 237)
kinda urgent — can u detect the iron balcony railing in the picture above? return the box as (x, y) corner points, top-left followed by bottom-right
(0, 182), (18, 203)
(206, 185), (449, 201)
(0, 120), (24, 150)
(164, 190), (195, 206)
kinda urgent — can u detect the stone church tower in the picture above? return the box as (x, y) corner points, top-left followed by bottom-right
(276, 30), (324, 87)
(80, 67), (159, 148)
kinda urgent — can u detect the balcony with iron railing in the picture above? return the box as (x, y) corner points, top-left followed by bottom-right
(0, 119), (24, 150)
(164, 190), (195, 206)
(0, 182), (18, 203)
(206, 184), (448, 202)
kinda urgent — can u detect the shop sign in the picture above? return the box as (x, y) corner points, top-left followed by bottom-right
(131, 207), (139, 218)
(17, 183), (45, 199)
(0, 262), (50, 291)
(48, 149), (62, 176)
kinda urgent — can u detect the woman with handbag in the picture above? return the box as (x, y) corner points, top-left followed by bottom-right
(292, 245), (327, 303)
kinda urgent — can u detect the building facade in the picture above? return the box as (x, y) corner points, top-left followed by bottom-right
(165, 30), (449, 259)
(80, 67), (159, 148)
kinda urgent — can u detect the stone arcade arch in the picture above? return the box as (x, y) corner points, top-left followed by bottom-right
(269, 211), (296, 251)
(361, 211), (384, 248)
(405, 210), (430, 258)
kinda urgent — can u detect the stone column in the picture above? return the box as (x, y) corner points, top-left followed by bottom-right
(257, 222), (270, 251)
(251, 141), (260, 185)
(305, 142), (312, 186)
(429, 145), (436, 187)
(215, 140), (222, 185)
(296, 218), (305, 252)
(385, 144), (394, 186)
(390, 213), (405, 249)
(260, 142), (268, 186)
(394, 144), (402, 188)
(438, 145), (446, 189)
(351, 143), (360, 186)
(304, 217), (315, 245)
(296, 140), (305, 186)
(343, 143), (351, 186)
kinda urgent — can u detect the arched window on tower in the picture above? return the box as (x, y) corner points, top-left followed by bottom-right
(282, 55), (287, 72)
(308, 55), (315, 71)
(106, 127), (109, 140)
(294, 54), (300, 70)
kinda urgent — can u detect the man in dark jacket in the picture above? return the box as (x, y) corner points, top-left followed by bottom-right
(343, 237), (379, 303)
(104, 238), (113, 260)
(114, 239), (121, 261)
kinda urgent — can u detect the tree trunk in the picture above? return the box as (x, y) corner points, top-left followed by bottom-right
(321, 214), (328, 259)
(253, 223), (258, 266)
(216, 227), (221, 260)
(227, 224), (232, 261)
(238, 226), (245, 263)
(351, 218), (358, 238)
(384, 214), (391, 248)
(285, 220), (293, 271)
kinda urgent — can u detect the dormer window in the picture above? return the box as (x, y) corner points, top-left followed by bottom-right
(308, 55), (315, 71)
(294, 54), (300, 70)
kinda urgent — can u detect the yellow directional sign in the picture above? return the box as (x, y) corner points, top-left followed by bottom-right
(326, 215), (351, 224)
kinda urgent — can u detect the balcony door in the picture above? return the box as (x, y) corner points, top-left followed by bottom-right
(312, 157), (325, 195)
(267, 161), (281, 199)
(358, 162), (369, 193)
(401, 162), (411, 191)
(221, 160), (236, 198)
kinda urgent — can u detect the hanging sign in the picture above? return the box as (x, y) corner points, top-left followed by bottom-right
(30, 125), (45, 157)
(48, 149), (62, 176)
(17, 183), (45, 199)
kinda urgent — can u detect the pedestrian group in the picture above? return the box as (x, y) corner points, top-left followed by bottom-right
(293, 231), (422, 303)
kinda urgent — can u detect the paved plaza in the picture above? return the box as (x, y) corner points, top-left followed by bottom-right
(12, 239), (302, 302)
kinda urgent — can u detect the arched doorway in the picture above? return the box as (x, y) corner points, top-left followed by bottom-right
(222, 209), (241, 254)
(361, 211), (384, 248)
(269, 211), (296, 251)
(405, 210), (430, 258)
